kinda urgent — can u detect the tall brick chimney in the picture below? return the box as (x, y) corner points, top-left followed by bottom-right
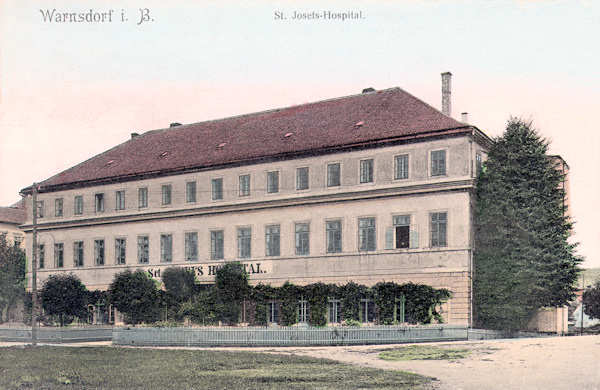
(441, 72), (452, 116)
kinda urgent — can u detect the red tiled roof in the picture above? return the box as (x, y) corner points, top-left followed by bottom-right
(27, 87), (469, 193)
(0, 205), (26, 225)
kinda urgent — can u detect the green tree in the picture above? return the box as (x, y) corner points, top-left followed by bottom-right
(161, 267), (197, 321)
(214, 262), (250, 325)
(474, 118), (582, 331)
(0, 233), (26, 323)
(40, 274), (89, 326)
(583, 282), (600, 320)
(108, 269), (161, 325)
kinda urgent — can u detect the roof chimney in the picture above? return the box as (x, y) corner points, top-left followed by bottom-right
(131, 133), (139, 139)
(170, 122), (182, 127)
(362, 87), (375, 93)
(441, 72), (452, 116)
(461, 112), (468, 123)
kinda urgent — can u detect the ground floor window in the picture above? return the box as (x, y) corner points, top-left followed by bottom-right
(268, 301), (280, 324)
(298, 299), (309, 323)
(328, 298), (341, 323)
(395, 295), (406, 323)
(360, 299), (376, 323)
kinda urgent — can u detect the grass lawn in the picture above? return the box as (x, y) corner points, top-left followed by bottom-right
(0, 346), (431, 389)
(379, 345), (471, 361)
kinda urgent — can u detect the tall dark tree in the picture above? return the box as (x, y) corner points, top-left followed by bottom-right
(214, 262), (250, 325)
(474, 118), (581, 331)
(0, 233), (26, 323)
(40, 274), (89, 326)
(108, 269), (161, 325)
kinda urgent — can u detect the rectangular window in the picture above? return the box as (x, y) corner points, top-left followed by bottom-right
(74, 241), (84, 267)
(393, 215), (411, 249)
(267, 171), (279, 194)
(326, 220), (342, 253)
(328, 298), (341, 323)
(162, 185), (172, 205)
(211, 230), (224, 260)
(395, 295), (406, 323)
(212, 178), (223, 200)
(431, 150), (447, 176)
(298, 299), (309, 323)
(395, 154), (409, 179)
(115, 238), (126, 265)
(361, 299), (376, 323)
(476, 153), (483, 175)
(54, 243), (64, 268)
(94, 239), (105, 266)
(186, 182), (197, 203)
(138, 188), (148, 208)
(55, 198), (63, 217)
(296, 167), (309, 190)
(38, 244), (45, 269)
(116, 190), (125, 210)
(185, 232), (198, 262)
(430, 212), (448, 247)
(268, 301), (279, 324)
(94, 193), (104, 213)
(36, 201), (44, 218)
(160, 234), (173, 263)
(239, 174), (250, 197)
(327, 163), (340, 187)
(295, 223), (310, 256)
(237, 228), (252, 259)
(74, 195), (83, 215)
(138, 236), (149, 264)
(360, 159), (374, 183)
(358, 217), (376, 251)
(265, 225), (280, 257)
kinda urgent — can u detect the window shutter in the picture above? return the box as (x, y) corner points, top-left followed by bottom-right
(410, 229), (419, 249)
(385, 227), (393, 249)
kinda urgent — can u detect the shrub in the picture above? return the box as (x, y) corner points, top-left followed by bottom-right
(108, 269), (161, 325)
(40, 274), (89, 326)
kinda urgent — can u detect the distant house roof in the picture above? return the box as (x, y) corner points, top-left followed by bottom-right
(0, 199), (26, 225)
(22, 87), (479, 194)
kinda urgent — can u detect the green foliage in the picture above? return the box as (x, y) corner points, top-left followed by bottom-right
(474, 118), (582, 331)
(340, 281), (371, 322)
(215, 262), (251, 325)
(40, 274), (89, 326)
(304, 282), (336, 326)
(374, 282), (451, 325)
(277, 281), (301, 326)
(108, 269), (161, 325)
(0, 233), (26, 322)
(251, 283), (277, 326)
(161, 267), (197, 321)
(583, 282), (600, 320)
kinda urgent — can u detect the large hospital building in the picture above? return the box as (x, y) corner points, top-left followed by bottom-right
(21, 79), (491, 326)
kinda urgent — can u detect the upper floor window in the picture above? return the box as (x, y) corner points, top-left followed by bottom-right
(185, 232), (198, 262)
(238, 227), (252, 259)
(267, 171), (279, 194)
(211, 230), (224, 260)
(55, 198), (63, 217)
(94, 193), (105, 213)
(138, 236), (149, 263)
(393, 215), (411, 249)
(476, 153), (483, 175)
(395, 154), (409, 180)
(36, 201), (44, 219)
(327, 163), (340, 187)
(162, 185), (172, 205)
(94, 239), (105, 266)
(239, 174), (250, 197)
(265, 225), (280, 257)
(431, 150), (447, 176)
(360, 159), (374, 183)
(326, 220), (342, 253)
(115, 238), (126, 265)
(358, 217), (376, 252)
(74, 241), (84, 267)
(37, 244), (45, 269)
(74, 196), (83, 215)
(212, 178), (223, 200)
(54, 243), (64, 268)
(138, 188), (148, 208)
(186, 181), (197, 203)
(295, 223), (310, 256)
(160, 234), (173, 263)
(430, 212), (447, 247)
(116, 190), (125, 210)
(296, 167), (309, 190)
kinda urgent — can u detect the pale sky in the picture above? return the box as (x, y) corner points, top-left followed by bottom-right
(1, 1), (598, 267)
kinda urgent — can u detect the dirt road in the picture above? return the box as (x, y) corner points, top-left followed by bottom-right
(222, 335), (600, 389)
